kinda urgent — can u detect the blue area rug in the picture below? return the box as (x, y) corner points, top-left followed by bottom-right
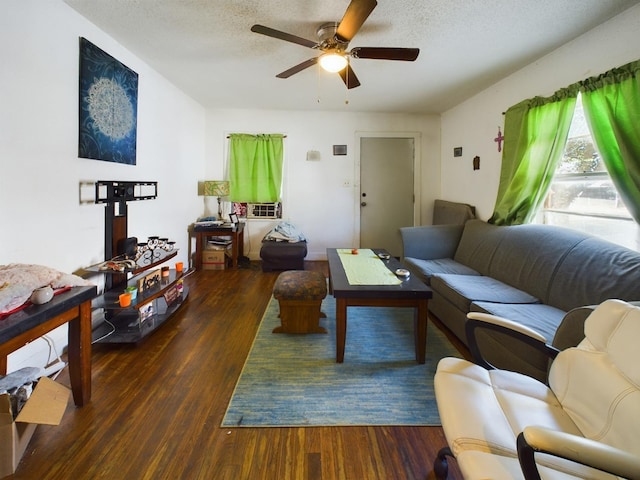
(222, 294), (460, 427)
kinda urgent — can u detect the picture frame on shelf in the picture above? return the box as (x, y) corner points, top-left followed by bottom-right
(229, 213), (239, 224)
(138, 269), (161, 293)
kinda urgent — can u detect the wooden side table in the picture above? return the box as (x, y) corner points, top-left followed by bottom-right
(0, 285), (97, 407)
(194, 222), (245, 270)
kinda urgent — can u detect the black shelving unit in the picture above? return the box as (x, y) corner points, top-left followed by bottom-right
(92, 270), (189, 344)
(90, 180), (189, 344)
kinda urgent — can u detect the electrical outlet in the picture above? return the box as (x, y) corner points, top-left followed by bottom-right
(342, 179), (351, 188)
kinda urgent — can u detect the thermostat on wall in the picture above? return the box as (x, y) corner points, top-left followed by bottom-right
(306, 150), (321, 161)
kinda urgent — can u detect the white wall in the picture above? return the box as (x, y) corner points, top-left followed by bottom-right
(205, 109), (440, 260)
(1, 1), (206, 370)
(440, 4), (640, 220)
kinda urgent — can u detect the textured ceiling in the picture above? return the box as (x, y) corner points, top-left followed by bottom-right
(64, 0), (639, 113)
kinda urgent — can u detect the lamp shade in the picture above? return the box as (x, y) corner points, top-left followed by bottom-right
(319, 53), (348, 73)
(204, 180), (229, 197)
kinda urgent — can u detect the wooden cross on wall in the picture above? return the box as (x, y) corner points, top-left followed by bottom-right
(494, 127), (504, 152)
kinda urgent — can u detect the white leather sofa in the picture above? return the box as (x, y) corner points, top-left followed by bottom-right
(433, 299), (640, 479)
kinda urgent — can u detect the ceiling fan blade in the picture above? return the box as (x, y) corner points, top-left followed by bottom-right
(251, 24), (318, 49)
(276, 57), (319, 78)
(335, 0), (378, 43)
(351, 47), (419, 61)
(338, 64), (361, 89)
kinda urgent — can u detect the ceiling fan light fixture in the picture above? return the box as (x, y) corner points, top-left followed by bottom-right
(319, 53), (348, 73)
(252, 0), (417, 88)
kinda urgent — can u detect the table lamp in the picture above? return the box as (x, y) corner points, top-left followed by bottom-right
(204, 180), (230, 221)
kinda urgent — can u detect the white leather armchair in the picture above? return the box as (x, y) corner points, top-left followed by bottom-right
(433, 299), (640, 480)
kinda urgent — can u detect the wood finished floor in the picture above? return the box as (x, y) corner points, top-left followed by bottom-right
(15, 262), (464, 480)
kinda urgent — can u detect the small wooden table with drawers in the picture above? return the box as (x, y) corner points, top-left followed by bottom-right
(194, 222), (245, 270)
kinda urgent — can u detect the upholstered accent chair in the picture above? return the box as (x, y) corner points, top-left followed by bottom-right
(272, 270), (327, 334)
(433, 299), (640, 479)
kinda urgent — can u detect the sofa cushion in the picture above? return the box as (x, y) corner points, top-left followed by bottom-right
(431, 274), (540, 313)
(548, 237), (640, 311)
(400, 224), (465, 260)
(454, 220), (592, 305)
(470, 301), (566, 344)
(453, 220), (505, 275)
(486, 224), (587, 304)
(402, 257), (479, 286)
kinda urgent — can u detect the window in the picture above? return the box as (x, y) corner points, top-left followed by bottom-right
(228, 133), (284, 220)
(535, 94), (639, 250)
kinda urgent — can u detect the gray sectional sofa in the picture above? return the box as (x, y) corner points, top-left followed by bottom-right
(400, 219), (640, 381)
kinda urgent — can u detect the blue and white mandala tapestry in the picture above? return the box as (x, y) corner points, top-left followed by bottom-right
(79, 37), (138, 165)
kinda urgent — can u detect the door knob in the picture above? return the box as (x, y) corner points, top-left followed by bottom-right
(361, 202), (367, 207)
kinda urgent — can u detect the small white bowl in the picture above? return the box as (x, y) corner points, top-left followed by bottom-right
(31, 286), (54, 305)
(378, 253), (391, 260)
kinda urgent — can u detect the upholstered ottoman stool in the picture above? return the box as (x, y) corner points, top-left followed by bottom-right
(260, 240), (307, 272)
(272, 270), (327, 334)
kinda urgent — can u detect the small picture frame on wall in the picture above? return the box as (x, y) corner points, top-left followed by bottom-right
(453, 147), (463, 157)
(229, 213), (239, 224)
(333, 145), (347, 156)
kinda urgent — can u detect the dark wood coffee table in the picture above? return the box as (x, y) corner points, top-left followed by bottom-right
(326, 248), (433, 363)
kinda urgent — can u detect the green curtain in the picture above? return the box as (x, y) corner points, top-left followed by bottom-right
(228, 133), (284, 202)
(489, 88), (577, 225)
(581, 59), (640, 224)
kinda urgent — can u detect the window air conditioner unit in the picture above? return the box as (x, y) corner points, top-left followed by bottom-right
(246, 202), (280, 219)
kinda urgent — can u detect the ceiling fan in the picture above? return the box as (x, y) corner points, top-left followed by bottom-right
(251, 0), (419, 89)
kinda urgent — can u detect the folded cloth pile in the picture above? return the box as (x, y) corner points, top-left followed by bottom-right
(0, 263), (93, 315)
(0, 366), (43, 418)
(263, 221), (306, 243)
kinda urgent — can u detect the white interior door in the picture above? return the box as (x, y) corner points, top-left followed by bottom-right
(359, 137), (415, 257)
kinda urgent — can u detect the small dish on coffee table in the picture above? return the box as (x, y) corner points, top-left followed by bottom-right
(395, 268), (410, 278)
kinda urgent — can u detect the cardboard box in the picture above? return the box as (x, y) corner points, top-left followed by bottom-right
(202, 250), (227, 270)
(0, 377), (70, 478)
